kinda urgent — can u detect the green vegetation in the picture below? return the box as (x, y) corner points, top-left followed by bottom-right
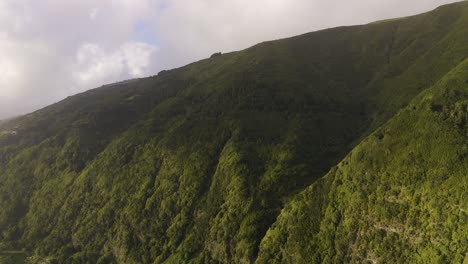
(257, 58), (468, 263)
(0, 1), (467, 263)
(0, 251), (26, 264)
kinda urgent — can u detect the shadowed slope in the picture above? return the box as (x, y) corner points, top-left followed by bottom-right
(257, 58), (468, 263)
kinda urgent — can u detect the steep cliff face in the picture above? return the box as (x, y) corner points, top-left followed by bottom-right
(0, 2), (467, 263)
(257, 58), (468, 264)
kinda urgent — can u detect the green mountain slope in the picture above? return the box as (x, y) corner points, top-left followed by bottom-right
(0, 2), (467, 263)
(257, 58), (468, 264)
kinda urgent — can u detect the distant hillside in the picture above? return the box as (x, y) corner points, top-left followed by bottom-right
(0, 1), (467, 263)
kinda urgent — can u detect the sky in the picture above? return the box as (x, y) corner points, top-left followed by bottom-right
(0, 0), (462, 119)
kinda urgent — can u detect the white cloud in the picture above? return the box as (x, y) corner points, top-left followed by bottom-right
(0, 0), (159, 118)
(89, 8), (100, 20)
(74, 43), (125, 84)
(73, 41), (157, 86)
(0, 58), (21, 97)
(122, 42), (158, 76)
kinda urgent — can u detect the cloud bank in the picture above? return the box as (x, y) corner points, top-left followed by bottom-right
(0, 0), (462, 118)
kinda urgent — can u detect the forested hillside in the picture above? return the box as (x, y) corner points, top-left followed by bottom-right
(0, 1), (467, 263)
(257, 58), (468, 264)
